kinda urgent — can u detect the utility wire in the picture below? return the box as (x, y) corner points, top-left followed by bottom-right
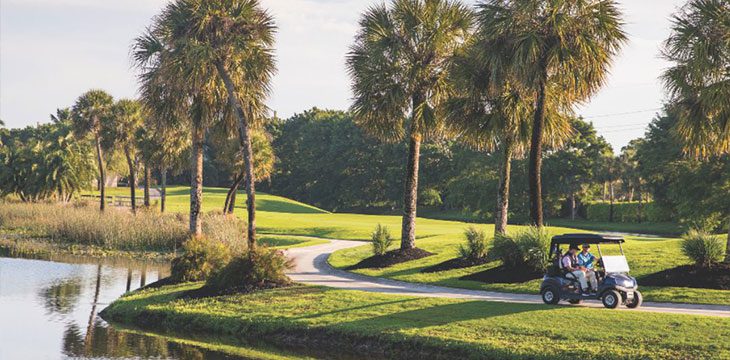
(581, 107), (662, 119)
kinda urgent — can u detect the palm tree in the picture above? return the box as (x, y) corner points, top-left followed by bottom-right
(71, 90), (114, 211)
(477, 0), (626, 226)
(446, 44), (571, 235)
(661, 0), (730, 261)
(106, 99), (144, 213)
(141, 0), (276, 248)
(347, 0), (473, 250)
(133, 19), (223, 235)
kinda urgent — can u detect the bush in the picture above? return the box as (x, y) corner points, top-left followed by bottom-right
(206, 248), (293, 293)
(490, 226), (550, 272)
(458, 226), (488, 261)
(513, 226), (550, 272)
(371, 224), (393, 256)
(681, 229), (724, 267)
(491, 233), (520, 268)
(170, 236), (233, 282)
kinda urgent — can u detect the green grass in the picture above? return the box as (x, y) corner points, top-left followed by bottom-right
(547, 218), (685, 236)
(102, 283), (730, 360)
(329, 233), (730, 305)
(76, 186), (729, 305)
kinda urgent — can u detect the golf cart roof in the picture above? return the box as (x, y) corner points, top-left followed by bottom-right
(550, 233), (625, 246)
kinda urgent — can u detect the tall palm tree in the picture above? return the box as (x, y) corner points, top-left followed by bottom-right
(133, 20), (223, 235)
(106, 99), (144, 213)
(661, 0), (730, 261)
(71, 90), (114, 211)
(347, 0), (473, 250)
(477, 0), (626, 226)
(143, 0), (276, 248)
(446, 44), (571, 235)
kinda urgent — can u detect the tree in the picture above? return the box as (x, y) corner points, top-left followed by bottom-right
(149, 0), (276, 249)
(477, 0), (627, 226)
(543, 118), (612, 220)
(661, 0), (730, 261)
(71, 90), (114, 211)
(133, 13), (223, 235)
(106, 99), (144, 213)
(347, 0), (473, 250)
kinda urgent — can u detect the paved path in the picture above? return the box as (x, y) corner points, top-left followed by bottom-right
(285, 239), (730, 318)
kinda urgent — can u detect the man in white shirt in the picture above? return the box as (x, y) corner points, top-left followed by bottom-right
(561, 245), (589, 294)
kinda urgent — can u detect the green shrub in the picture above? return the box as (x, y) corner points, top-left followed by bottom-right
(681, 229), (724, 267)
(206, 248), (293, 293)
(371, 224), (393, 256)
(513, 226), (551, 272)
(170, 236), (233, 282)
(458, 226), (488, 261)
(491, 233), (520, 268)
(491, 226), (550, 272)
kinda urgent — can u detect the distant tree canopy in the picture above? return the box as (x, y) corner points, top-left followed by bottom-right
(262, 108), (612, 222)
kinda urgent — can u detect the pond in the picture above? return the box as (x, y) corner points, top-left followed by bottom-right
(0, 254), (305, 359)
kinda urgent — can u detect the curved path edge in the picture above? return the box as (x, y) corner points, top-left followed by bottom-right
(284, 239), (730, 318)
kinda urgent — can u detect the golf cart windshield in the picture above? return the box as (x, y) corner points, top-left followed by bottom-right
(601, 255), (630, 273)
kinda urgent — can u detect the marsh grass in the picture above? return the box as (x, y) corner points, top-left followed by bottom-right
(0, 202), (245, 252)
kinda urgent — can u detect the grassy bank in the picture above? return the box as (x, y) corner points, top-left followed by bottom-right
(546, 218), (685, 237)
(102, 283), (730, 360)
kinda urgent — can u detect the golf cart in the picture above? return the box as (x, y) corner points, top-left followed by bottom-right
(540, 233), (642, 309)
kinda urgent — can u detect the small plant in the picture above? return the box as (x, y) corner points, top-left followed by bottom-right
(458, 226), (488, 261)
(170, 236), (233, 282)
(371, 224), (393, 256)
(490, 226), (550, 272)
(206, 247), (293, 293)
(681, 229), (724, 267)
(514, 226), (551, 272)
(491, 233), (520, 268)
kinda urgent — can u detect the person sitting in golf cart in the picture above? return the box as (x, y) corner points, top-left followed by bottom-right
(561, 245), (591, 294)
(577, 243), (598, 292)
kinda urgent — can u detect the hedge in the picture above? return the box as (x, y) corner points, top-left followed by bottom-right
(585, 201), (669, 223)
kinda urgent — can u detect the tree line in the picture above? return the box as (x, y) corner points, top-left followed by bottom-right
(1, 0), (728, 260)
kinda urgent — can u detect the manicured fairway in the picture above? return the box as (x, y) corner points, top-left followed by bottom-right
(102, 283), (730, 360)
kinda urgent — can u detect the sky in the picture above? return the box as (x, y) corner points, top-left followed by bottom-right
(0, 0), (686, 151)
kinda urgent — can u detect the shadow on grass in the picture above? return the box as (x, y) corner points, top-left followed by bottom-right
(334, 300), (542, 332)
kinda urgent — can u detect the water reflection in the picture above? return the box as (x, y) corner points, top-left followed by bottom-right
(0, 255), (287, 359)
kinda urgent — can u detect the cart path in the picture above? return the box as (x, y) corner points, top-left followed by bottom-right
(284, 239), (730, 318)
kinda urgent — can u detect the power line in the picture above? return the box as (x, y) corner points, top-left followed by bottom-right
(581, 107), (662, 119)
(594, 122), (652, 129)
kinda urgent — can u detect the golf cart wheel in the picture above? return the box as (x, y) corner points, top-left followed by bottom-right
(602, 290), (621, 309)
(568, 299), (583, 305)
(542, 287), (560, 305)
(626, 291), (643, 309)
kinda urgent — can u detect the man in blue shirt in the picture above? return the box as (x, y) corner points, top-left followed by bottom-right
(577, 244), (598, 291)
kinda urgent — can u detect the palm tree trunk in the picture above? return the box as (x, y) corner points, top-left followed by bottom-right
(124, 147), (136, 213)
(160, 167), (167, 213)
(189, 123), (204, 236)
(228, 174), (243, 214)
(570, 189), (577, 221)
(143, 164), (151, 207)
(94, 132), (106, 212)
(215, 61), (257, 251)
(494, 140), (513, 236)
(401, 99), (422, 250)
(609, 181), (615, 222)
(529, 70), (548, 227)
(637, 190), (643, 223)
(725, 215), (730, 263)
